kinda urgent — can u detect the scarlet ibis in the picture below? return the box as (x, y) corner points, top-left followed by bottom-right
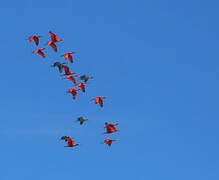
(104, 122), (119, 134)
(76, 117), (88, 125)
(80, 75), (94, 83)
(61, 65), (77, 76)
(103, 138), (119, 147)
(46, 41), (57, 52)
(51, 62), (66, 73)
(62, 75), (78, 84)
(91, 97), (107, 107)
(67, 88), (80, 99)
(49, 31), (63, 42)
(64, 137), (79, 147)
(61, 52), (77, 63)
(32, 48), (46, 58)
(27, 35), (42, 45)
(76, 82), (85, 92)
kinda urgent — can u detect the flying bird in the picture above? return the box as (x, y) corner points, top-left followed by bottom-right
(32, 48), (46, 58)
(51, 62), (66, 73)
(49, 31), (63, 42)
(80, 75), (94, 83)
(27, 35), (43, 45)
(61, 65), (77, 76)
(103, 138), (119, 147)
(64, 137), (79, 148)
(61, 52), (77, 63)
(91, 97), (107, 107)
(46, 40), (57, 52)
(62, 75), (78, 84)
(104, 122), (119, 134)
(76, 82), (85, 92)
(67, 88), (80, 99)
(76, 117), (88, 125)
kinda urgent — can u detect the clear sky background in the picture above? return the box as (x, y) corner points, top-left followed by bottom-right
(1, 0), (219, 179)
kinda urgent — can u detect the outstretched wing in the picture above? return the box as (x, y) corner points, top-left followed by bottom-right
(33, 36), (39, 45)
(69, 55), (73, 63)
(49, 31), (56, 41)
(50, 43), (57, 52)
(63, 65), (70, 74)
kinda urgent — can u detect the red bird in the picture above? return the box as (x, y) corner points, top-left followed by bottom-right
(32, 48), (46, 58)
(103, 138), (119, 147)
(27, 35), (42, 45)
(61, 65), (77, 76)
(62, 75), (78, 84)
(60, 52), (77, 63)
(104, 122), (119, 134)
(49, 31), (63, 42)
(64, 137), (79, 147)
(46, 40), (57, 52)
(91, 97), (107, 107)
(76, 82), (85, 92)
(67, 88), (80, 99)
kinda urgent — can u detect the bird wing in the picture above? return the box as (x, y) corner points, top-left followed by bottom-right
(50, 43), (57, 52)
(38, 51), (45, 58)
(69, 55), (73, 63)
(33, 36), (39, 45)
(49, 31), (56, 41)
(63, 65), (70, 74)
(99, 98), (103, 107)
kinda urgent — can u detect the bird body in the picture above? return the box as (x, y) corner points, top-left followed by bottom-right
(64, 137), (79, 147)
(67, 88), (80, 99)
(47, 40), (57, 52)
(76, 82), (85, 92)
(104, 138), (119, 147)
(61, 65), (77, 76)
(32, 48), (46, 58)
(76, 117), (88, 125)
(104, 122), (119, 134)
(28, 35), (42, 45)
(91, 97), (107, 107)
(52, 62), (66, 73)
(49, 31), (63, 42)
(62, 75), (78, 84)
(80, 75), (94, 83)
(61, 52), (76, 63)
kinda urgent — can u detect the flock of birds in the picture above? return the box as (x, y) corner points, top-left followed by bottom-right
(27, 31), (120, 148)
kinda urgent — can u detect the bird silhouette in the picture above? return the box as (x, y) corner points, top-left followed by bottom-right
(76, 117), (88, 125)
(79, 75), (95, 83)
(51, 62), (66, 73)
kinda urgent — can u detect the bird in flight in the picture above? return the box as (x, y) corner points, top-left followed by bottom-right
(32, 48), (46, 58)
(61, 52), (77, 63)
(67, 88), (80, 99)
(49, 31), (63, 42)
(27, 35), (43, 45)
(46, 40), (57, 52)
(79, 75), (94, 83)
(51, 62), (66, 73)
(62, 75), (78, 84)
(104, 122), (119, 134)
(91, 97), (107, 107)
(76, 117), (88, 125)
(76, 82), (86, 92)
(64, 137), (79, 148)
(103, 138), (119, 147)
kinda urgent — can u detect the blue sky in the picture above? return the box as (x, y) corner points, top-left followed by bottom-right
(1, 0), (219, 179)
